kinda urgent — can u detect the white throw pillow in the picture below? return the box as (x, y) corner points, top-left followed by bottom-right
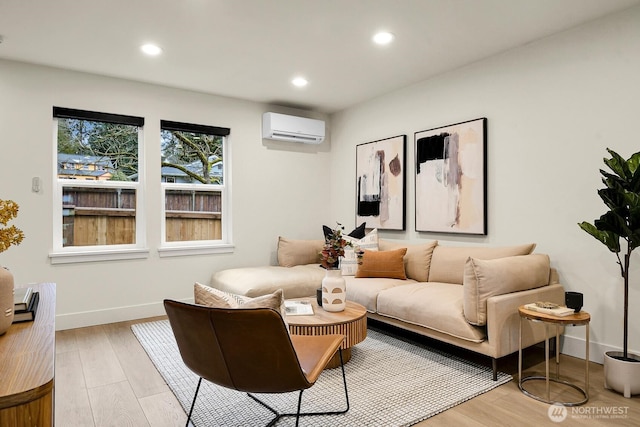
(340, 228), (379, 275)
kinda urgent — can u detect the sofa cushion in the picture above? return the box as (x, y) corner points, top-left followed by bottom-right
(194, 282), (244, 307)
(355, 248), (407, 279)
(379, 239), (438, 282)
(463, 254), (551, 326)
(341, 228), (379, 275)
(344, 276), (416, 312)
(277, 237), (324, 267)
(428, 243), (536, 284)
(194, 283), (287, 322)
(211, 264), (324, 298)
(376, 282), (486, 343)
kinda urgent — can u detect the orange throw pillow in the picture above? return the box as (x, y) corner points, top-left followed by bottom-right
(355, 248), (407, 279)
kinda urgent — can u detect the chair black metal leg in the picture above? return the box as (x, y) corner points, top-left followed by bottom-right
(247, 347), (350, 426)
(247, 394), (281, 427)
(186, 377), (203, 427)
(338, 348), (350, 412)
(295, 390), (303, 427)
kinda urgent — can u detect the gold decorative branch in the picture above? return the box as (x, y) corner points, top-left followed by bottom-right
(0, 199), (25, 253)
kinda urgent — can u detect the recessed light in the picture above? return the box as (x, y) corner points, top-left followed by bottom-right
(292, 77), (308, 87)
(373, 31), (394, 46)
(140, 43), (163, 56)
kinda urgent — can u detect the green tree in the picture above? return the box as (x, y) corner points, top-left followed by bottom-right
(87, 122), (138, 178)
(161, 130), (223, 184)
(57, 119), (89, 154)
(57, 118), (139, 181)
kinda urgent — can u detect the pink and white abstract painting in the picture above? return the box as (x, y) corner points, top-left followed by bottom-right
(356, 135), (406, 230)
(415, 118), (486, 234)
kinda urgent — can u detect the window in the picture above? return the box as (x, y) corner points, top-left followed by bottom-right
(51, 107), (146, 263)
(160, 120), (231, 251)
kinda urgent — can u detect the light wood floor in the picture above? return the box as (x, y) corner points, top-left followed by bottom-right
(55, 317), (640, 426)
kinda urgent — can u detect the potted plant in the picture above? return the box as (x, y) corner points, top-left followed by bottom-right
(319, 224), (353, 312)
(578, 148), (640, 398)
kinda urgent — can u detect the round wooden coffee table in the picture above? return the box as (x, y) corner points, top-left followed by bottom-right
(285, 298), (367, 368)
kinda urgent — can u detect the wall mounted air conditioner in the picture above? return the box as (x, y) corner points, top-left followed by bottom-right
(262, 112), (325, 144)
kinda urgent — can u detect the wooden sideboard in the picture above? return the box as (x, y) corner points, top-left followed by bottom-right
(0, 282), (56, 426)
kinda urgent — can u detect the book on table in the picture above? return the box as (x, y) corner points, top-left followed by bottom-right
(284, 300), (314, 316)
(523, 302), (575, 317)
(14, 287), (33, 311)
(13, 291), (39, 323)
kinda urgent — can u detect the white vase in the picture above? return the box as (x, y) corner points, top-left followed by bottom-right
(0, 267), (15, 335)
(322, 269), (346, 312)
(604, 351), (640, 398)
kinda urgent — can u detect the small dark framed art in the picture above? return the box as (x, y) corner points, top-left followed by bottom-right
(414, 118), (487, 235)
(356, 135), (406, 230)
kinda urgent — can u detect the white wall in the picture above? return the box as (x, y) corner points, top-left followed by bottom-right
(0, 60), (331, 329)
(2, 6), (638, 362)
(329, 6), (640, 362)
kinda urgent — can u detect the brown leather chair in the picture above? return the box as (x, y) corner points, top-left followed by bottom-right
(164, 299), (350, 427)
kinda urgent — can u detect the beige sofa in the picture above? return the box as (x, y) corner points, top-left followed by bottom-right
(210, 236), (565, 380)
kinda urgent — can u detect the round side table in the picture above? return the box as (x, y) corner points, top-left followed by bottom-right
(518, 305), (590, 406)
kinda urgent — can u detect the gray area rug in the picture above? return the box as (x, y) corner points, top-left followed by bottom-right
(132, 319), (511, 427)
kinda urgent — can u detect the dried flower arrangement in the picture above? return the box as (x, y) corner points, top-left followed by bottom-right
(320, 223), (353, 269)
(0, 199), (25, 254)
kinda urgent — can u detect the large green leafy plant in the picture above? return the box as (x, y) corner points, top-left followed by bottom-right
(578, 148), (640, 361)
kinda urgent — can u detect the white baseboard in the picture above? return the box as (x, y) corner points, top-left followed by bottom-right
(55, 304), (639, 366)
(560, 334), (638, 365)
(55, 298), (194, 331)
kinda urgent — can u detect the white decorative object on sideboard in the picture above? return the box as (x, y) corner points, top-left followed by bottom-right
(0, 267), (14, 335)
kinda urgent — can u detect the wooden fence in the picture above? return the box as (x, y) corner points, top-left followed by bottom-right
(165, 211), (222, 242)
(62, 188), (222, 246)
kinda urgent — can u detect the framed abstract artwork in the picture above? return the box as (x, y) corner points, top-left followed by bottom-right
(356, 135), (406, 230)
(415, 118), (487, 235)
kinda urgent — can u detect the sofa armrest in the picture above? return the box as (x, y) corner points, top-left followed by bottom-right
(485, 283), (565, 358)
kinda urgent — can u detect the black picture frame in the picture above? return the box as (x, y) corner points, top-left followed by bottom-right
(355, 135), (406, 230)
(414, 118), (487, 235)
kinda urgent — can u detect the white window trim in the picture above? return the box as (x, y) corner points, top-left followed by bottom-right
(49, 247), (150, 264)
(50, 121), (147, 264)
(157, 243), (234, 258)
(158, 133), (232, 255)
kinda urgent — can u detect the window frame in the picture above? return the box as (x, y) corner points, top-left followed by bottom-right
(157, 120), (233, 257)
(49, 108), (148, 264)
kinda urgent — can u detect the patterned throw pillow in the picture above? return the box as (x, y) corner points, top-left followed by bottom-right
(341, 228), (379, 275)
(194, 282), (244, 307)
(194, 283), (287, 323)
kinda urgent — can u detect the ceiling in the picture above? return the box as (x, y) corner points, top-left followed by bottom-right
(1, 0), (638, 113)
